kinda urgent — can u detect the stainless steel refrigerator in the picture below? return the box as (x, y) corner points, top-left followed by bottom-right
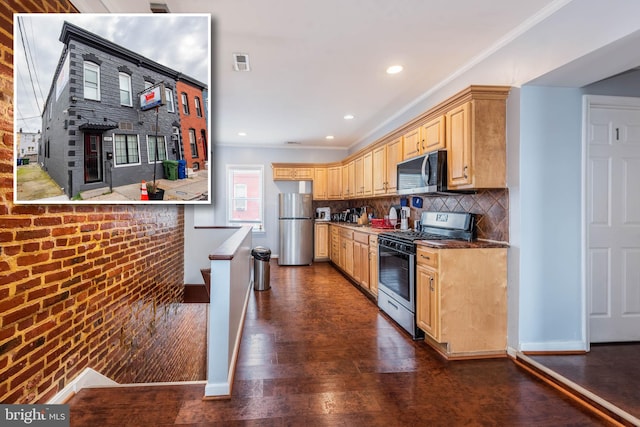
(278, 193), (313, 265)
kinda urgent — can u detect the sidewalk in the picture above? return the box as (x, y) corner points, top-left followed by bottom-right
(80, 169), (209, 202)
(15, 163), (209, 203)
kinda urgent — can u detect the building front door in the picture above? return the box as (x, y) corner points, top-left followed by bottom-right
(84, 133), (102, 183)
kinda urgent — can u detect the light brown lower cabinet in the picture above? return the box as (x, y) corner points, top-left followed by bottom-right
(330, 225), (379, 298)
(314, 222), (329, 261)
(416, 245), (507, 359)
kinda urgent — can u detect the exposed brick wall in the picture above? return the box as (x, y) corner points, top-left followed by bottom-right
(1, 3), (190, 403)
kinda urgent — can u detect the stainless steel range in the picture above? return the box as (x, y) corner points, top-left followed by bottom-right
(377, 211), (476, 339)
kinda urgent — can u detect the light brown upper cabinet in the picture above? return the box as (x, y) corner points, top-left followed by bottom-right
(342, 160), (355, 199)
(446, 96), (507, 190)
(327, 165), (342, 199)
(272, 165), (314, 181)
(402, 126), (421, 160)
(313, 167), (327, 200)
(373, 136), (402, 195)
(421, 115), (446, 152)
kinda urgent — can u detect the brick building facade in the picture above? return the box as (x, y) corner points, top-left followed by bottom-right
(176, 79), (208, 171)
(40, 21), (192, 198)
(1, 4), (192, 404)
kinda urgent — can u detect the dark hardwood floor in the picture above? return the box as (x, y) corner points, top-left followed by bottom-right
(68, 262), (611, 426)
(529, 343), (640, 422)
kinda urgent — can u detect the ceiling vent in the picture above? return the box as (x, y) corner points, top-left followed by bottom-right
(149, 2), (170, 13)
(233, 53), (251, 72)
(285, 141), (300, 145)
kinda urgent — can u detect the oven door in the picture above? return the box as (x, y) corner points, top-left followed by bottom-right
(378, 243), (415, 312)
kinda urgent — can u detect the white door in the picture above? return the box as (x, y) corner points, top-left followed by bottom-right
(586, 96), (640, 342)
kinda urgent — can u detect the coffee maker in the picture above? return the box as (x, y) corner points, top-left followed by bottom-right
(315, 207), (330, 221)
(400, 207), (410, 230)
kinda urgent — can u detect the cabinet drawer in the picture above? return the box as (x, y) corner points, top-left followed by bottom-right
(417, 247), (438, 269)
(369, 235), (378, 246)
(354, 231), (369, 244)
(339, 229), (354, 239)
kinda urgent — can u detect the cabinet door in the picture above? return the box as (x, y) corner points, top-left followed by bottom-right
(313, 168), (327, 200)
(294, 167), (314, 180)
(421, 115), (445, 152)
(342, 161), (355, 199)
(416, 264), (439, 340)
(402, 127), (421, 159)
(369, 236), (378, 297)
(363, 151), (373, 197)
(327, 166), (342, 199)
(352, 241), (363, 283)
(354, 156), (364, 197)
(273, 167), (294, 180)
(446, 102), (472, 188)
(340, 237), (354, 277)
(372, 145), (387, 195)
(359, 241), (370, 290)
(314, 223), (329, 259)
(386, 137), (402, 193)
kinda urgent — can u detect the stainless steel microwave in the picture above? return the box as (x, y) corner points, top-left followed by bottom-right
(397, 149), (447, 195)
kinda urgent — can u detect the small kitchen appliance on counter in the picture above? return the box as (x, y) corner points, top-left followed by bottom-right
(315, 207), (330, 221)
(400, 206), (410, 230)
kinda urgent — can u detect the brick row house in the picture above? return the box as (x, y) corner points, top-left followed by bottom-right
(176, 79), (208, 171)
(40, 21), (208, 198)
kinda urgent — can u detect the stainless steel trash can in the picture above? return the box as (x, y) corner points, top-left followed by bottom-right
(252, 247), (271, 291)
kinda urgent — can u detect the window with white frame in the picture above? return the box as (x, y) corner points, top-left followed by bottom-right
(114, 134), (140, 165)
(189, 128), (198, 158)
(195, 96), (202, 117)
(165, 88), (175, 113)
(83, 62), (100, 100)
(181, 92), (189, 114)
(119, 73), (132, 106)
(227, 165), (264, 232)
(147, 135), (168, 163)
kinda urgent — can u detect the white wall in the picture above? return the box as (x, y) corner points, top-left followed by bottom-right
(211, 145), (345, 256)
(183, 205), (238, 284)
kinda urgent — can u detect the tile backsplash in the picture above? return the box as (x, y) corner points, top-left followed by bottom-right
(313, 189), (509, 242)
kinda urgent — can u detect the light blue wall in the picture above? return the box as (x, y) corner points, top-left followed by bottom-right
(211, 145), (346, 256)
(518, 86), (585, 350)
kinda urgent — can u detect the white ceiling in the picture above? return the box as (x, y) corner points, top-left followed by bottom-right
(69, 0), (568, 149)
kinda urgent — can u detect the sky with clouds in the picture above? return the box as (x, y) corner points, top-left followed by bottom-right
(14, 13), (210, 133)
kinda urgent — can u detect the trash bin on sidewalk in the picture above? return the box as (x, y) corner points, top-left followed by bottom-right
(178, 159), (187, 179)
(251, 246), (271, 291)
(162, 160), (179, 181)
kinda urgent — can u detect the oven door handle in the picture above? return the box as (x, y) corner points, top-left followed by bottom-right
(379, 244), (414, 257)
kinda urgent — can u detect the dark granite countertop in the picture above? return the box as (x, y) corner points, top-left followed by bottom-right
(416, 239), (509, 249)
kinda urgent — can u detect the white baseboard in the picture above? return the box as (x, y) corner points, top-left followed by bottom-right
(48, 368), (118, 404)
(519, 340), (587, 352)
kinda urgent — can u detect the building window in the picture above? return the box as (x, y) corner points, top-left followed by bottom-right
(144, 81), (153, 89)
(165, 88), (175, 113)
(189, 128), (198, 158)
(147, 135), (168, 163)
(83, 61), (100, 101)
(195, 96), (202, 117)
(181, 92), (189, 114)
(114, 134), (140, 165)
(227, 165), (264, 232)
(119, 73), (132, 106)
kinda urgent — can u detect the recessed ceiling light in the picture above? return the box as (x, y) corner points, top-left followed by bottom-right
(343, 114), (354, 120)
(238, 132), (247, 136)
(325, 135), (334, 140)
(386, 65), (403, 74)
